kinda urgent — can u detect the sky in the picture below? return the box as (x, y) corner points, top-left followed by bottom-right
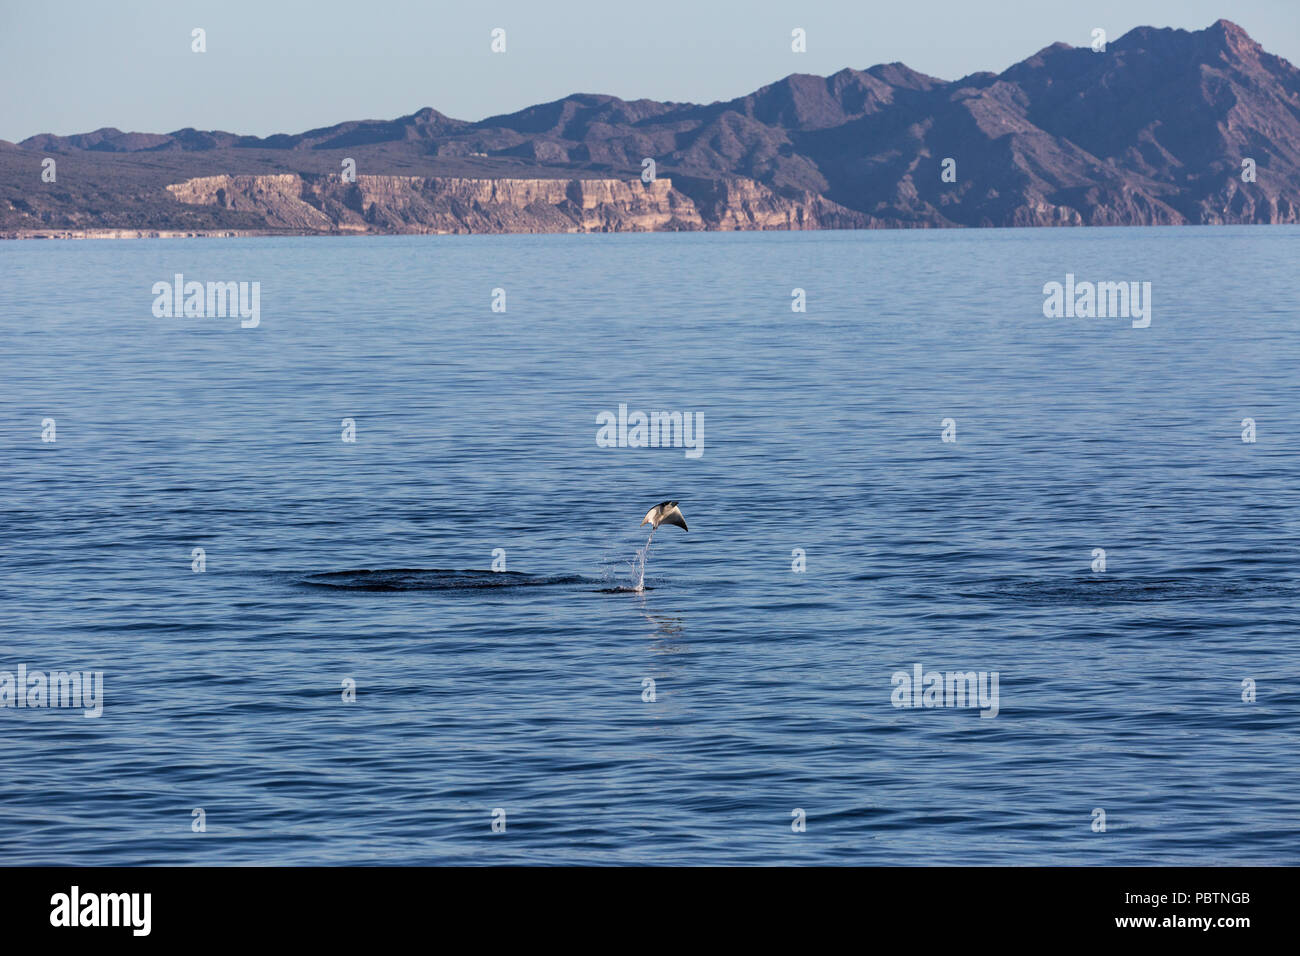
(1, 0), (1297, 142)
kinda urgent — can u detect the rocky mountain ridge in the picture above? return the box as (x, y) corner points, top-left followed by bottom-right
(3, 19), (1297, 236)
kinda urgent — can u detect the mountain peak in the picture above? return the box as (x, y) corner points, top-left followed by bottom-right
(865, 61), (943, 89)
(1208, 18), (1261, 55)
(1112, 19), (1263, 59)
(1212, 18), (1250, 39)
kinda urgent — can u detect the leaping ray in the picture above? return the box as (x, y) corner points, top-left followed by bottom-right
(640, 500), (688, 532)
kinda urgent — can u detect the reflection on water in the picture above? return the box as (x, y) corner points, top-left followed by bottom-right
(637, 593), (686, 642)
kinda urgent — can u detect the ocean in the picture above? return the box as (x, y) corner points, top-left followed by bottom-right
(1, 226), (1297, 864)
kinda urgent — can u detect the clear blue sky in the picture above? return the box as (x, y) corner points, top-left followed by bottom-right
(2, 0), (1296, 142)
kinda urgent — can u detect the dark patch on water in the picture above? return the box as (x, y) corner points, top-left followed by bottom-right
(965, 575), (1296, 606)
(299, 569), (594, 592)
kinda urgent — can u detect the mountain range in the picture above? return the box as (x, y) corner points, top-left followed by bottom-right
(3, 19), (1298, 237)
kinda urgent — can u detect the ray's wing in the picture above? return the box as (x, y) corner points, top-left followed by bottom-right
(660, 506), (688, 531)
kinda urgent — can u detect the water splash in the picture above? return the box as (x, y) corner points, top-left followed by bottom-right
(631, 526), (657, 592)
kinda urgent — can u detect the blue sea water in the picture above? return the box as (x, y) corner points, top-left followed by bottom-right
(1, 226), (1298, 865)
